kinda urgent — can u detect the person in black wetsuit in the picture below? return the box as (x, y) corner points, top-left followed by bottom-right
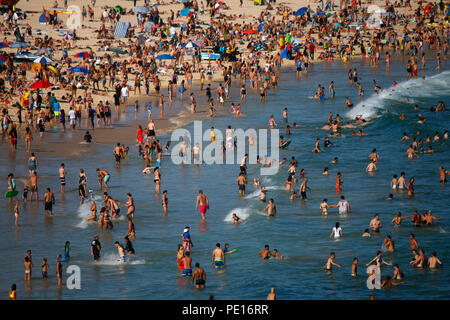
(91, 235), (101, 261)
(124, 236), (135, 255)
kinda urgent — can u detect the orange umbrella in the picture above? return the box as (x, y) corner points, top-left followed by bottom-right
(243, 30), (258, 34)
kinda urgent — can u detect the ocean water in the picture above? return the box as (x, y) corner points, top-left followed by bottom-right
(1, 55), (449, 300)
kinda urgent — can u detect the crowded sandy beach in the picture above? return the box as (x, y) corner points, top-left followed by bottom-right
(1, 0), (449, 300)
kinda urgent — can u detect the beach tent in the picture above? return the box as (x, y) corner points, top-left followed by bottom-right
(114, 22), (131, 38)
(295, 7), (307, 16)
(134, 6), (149, 14)
(39, 13), (48, 24)
(180, 8), (190, 17)
(68, 66), (90, 74)
(155, 54), (175, 60)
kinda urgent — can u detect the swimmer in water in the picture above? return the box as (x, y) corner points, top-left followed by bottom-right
(114, 241), (127, 263)
(231, 213), (240, 224)
(428, 252), (442, 269)
(320, 199), (329, 216)
(409, 233), (419, 250)
(362, 229), (371, 237)
(323, 252), (341, 272)
(351, 258), (359, 277)
(259, 245), (275, 260)
(391, 212), (411, 226)
(263, 199), (276, 216)
(260, 185), (269, 202)
(330, 222), (343, 239)
(370, 214), (383, 232)
(381, 276), (403, 288)
(345, 97), (353, 107)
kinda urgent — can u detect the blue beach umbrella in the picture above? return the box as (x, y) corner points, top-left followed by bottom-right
(180, 8), (190, 17)
(134, 6), (149, 14)
(0, 42), (9, 48)
(280, 48), (288, 59)
(68, 66), (90, 74)
(314, 12), (325, 17)
(295, 7), (307, 16)
(183, 41), (198, 48)
(33, 56), (53, 64)
(155, 54), (175, 60)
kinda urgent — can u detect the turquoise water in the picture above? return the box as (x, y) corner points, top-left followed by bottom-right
(1, 56), (449, 299)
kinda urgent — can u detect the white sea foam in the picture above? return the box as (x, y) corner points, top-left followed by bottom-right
(346, 71), (450, 120)
(93, 253), (146, 266)
(224, 207), (251, 222)
(244, 186), (283, 200)
(75, 194), (103, 229)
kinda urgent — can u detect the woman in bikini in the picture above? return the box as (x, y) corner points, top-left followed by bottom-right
(126, 193), (135, 219)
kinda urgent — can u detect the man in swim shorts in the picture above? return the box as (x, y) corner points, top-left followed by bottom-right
(182, 252), (192, 276)
(211, 243), (225, 268)
(96, 168), (110, 191)
(192, 263), (206, 288)
(44, 187), (55, 215)
(196, 190), (210, 220)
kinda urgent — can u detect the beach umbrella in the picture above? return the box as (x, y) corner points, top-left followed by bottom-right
(180, 8), (190, 17)
(295, 7), (307, 16)
(178, 0), (191, 3)
(114, 6), (123, 14)
(155, 54), (175, 60)
(33, 56), (53, 64)
(63, 32), (73, 41)
(183, 41), (198, 48)
(314, 12), (325, 17)
(280, 48), (288, 59)
(243, 29), (258, 34)
(35, 47), (51, 55)
(9, 42), (29, 49)
(0, 42), (9, 48)
(68, 66), (90, 74)
(74, 52), (92, 59)
(0, 55), (7, 62)
(28, 79), (54, 89)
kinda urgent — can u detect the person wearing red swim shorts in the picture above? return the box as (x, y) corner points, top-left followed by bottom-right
(195, 190), (210, 220)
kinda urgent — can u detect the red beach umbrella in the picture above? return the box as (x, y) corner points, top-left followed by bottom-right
(28, 78), (54, 89)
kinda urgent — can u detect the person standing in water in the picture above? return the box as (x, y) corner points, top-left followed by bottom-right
(211, 243), (225, 268)
(267, 287), (276, 300)
(192, 263), (206, 288)
(59, 163), (66, 195)
(323, 252), (341, 272)
(91, 235), (101, 261)
(195, 190), (210, 220)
